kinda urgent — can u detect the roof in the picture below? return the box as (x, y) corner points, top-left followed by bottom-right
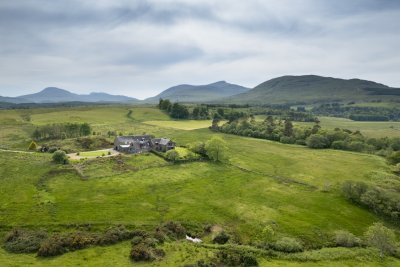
(115, 135), (152, 144)
(152, 138), (172, 145)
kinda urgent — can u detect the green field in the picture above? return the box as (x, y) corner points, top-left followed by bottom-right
(144, 120), (213, 130)
(0, 105), (399, 266)
(295, 116), (400, 138)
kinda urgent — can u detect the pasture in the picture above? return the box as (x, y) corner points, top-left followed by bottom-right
(296, 116), (400, 138)
(0, 105), (399, 266)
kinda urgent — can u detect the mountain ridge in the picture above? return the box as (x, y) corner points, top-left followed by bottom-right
(144, 81), (250, 103)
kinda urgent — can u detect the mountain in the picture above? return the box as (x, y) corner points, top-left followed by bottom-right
(223, 75), (400, 104)
(145, 81), (250, 103)
(5, 87), (138, 103)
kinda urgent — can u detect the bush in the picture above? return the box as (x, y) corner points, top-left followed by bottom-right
(274, 237), (303, 253)
(37, 235), (68, 257)
(52, 150), (67, 164)
(215, 250), (258, 266)
(364, 223), (397, 257)
(3, 229), (47, 253)
(331, 140), (348, 150)
(213, 231), (230, 244)
(388, 151), (400, 165)
(130, 244), (155, 262)
(161, 221), (186, 240)
(306, 134), (329, 149)
(97, 226), (134, 245)
(334, 230), (360, 247)
(165, 149), (179, 162)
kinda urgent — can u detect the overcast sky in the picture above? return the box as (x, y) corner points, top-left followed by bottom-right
(0, 0), (399, 99)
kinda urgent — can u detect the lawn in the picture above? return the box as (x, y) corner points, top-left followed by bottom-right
(77, 149), (110, 157)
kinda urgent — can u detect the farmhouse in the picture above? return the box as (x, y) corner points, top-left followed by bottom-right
(114, 135), (175, 154)
(152, 138), (176, 152)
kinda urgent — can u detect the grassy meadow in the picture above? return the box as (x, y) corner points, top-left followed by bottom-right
(0, 105), (399, 266)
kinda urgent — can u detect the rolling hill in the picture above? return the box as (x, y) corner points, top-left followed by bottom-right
(223, 75), (400, 105)
(2, 87), (138, 103)
(145, 81), (250, 103)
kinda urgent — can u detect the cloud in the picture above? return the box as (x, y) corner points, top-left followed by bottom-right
(0, 0), (399, 99)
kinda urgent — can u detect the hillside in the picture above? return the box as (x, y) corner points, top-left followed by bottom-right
(145, 81), (249, 103)
(5, 87), (138, 103)
(224, 75), (400, 104)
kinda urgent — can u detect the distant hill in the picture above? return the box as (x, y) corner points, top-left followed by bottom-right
(224, 75), (400, 105)
(145, 81), (250, 103)
(3, 87), (138, 103)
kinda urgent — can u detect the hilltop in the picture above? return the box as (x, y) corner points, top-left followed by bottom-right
(223, 75), (400, 104)
(2, 87), (138, 103)
(144, 81), (249, 103)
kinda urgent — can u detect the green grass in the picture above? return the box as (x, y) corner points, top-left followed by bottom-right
(77, 150), (110, 157)
(295, 116), (400, 138)
(0, 105), (399, 266)
(144, 120), (213, 130)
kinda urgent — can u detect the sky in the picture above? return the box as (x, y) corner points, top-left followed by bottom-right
(0, 0), (400, 99)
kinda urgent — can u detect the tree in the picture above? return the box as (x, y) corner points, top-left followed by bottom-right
(283, 120), (294, 137)
(306, 134), (329, 149)
(165, 149), (179, 162)
(80, 123), (91, 136)
(205, 136), (228, 162)
(364, 223), (397, 257)
(188, 141), (206, 156)
(52, 150), (67, 164)
(28, 141), (37, 150)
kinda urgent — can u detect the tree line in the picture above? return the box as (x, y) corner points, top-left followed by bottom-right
(212, 116), (400, 162)
(32, 123), (91, 140)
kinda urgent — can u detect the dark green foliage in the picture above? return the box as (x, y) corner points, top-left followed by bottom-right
(342, 180), (400, 221)
(313, 103), (400, 121)
(215, 249), (258, 266)
(52, 150), (67, 164)
(130, 244), (156, 262)
(160, 221), (186, 240)
(213, 231), (230, 244)
(3, 229), (47, 253)
(388, 151), (400, 164)
(192, 105), (209, 119)
(306, 134), (329, 149)
(32, 123), (92, 141)
(96, 225), (134, 245)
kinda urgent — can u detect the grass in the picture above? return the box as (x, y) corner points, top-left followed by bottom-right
(77, 150), (110, 157)
(295, 116), (400, 138)
(0, 105), (399, 266)
(143, 120), (213, 130)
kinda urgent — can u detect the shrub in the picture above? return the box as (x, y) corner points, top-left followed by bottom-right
(161, 221), (186, 240)
(331, 140), (348, 150)
(274, 237), (303, 253)
(334, 230), (360, 247)
(364, 223), (397, 257)
(165, 149), (179, 162)
(213, 231), (230, 244)
(37, 235), (68, 257)
(52, 150), (67, 164)
(97, 226), (134, 245)
(188, 141), (207, 156)
(108, 151), (111, 155)
(215, 250), (258, 266)
(3, 229), (47, 253)
(388, 151), (400, 165)
(130, 244), (155, 262)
